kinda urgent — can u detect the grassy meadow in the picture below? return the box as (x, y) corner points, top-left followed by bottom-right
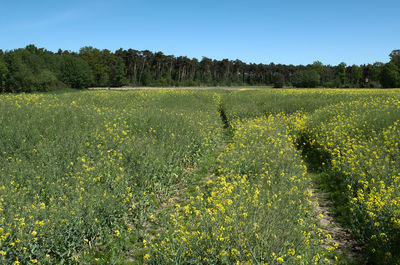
(1, 88), (400, 264)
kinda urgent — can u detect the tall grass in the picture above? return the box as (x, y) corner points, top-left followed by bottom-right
(302, 97), (400, 264)
(221, 88), (400, 119)
(0, 91), (223, 264)
(151, 115), (336, 264)
(2, 88), (400, 264)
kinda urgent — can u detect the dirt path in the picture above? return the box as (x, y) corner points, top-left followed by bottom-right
(312, 188), (365, 264)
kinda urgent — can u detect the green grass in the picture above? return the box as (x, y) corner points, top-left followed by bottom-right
(301, 97), (400, 264)
(0, 90), (223, 264)
(1, 88), (400, 264)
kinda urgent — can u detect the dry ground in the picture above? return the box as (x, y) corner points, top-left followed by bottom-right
(313, 189), (365, 264)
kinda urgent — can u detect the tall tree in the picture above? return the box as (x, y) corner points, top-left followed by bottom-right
(2, 45), (400, 92)
(79, 47), (109, 86)
(60, 55), (92, 89)
(272, 72), (285, 88)
(389, 49), (400, 69)
(292, 69), (320, 88)
(0, 56), (8, 92)
(347, 65), (362, 87)
(380, 62), (399, 88)
(4, 50), (36, 92)
(336, 62), (347, 87)
(311, 61), (324, 86)
(107, 52), (127, 87)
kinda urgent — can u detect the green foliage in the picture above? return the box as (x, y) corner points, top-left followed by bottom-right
(347, 65), (362, 87)
(108, 55), (127, 87)
(389, 49), (400, 69)
(291, 69), (320, 88)
(3, 89), (400, 264)
(159, 74), (173, 87)
(1, 45), (399, 92)
(219, 88), (396, 122)
(35, 70), (64, 91)
(153, 115), (335, 264)
(311, 61), (324, 77)
(4, 51), (36, 92)
(380, 62), (399, 88)
(303, 97), (400, 264)
(79, 46), (110, 87)
(60, 55), (92, 89)
(272, 72), (285, 88)
(336, 62), (347, 87)
(0, 90), (223, 264)
(0, 45), (88, 92)
(0, 57), (9, 92)
(220, 89), (400, 264)
(79, 46), (127, 87)
(140, 69), (152, 86)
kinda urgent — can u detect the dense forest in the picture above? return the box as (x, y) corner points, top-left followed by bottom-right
(0, 45), (399, 92)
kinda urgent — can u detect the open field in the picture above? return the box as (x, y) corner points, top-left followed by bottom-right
(1, 89), (400, 264)
(88, 86), (272, 91)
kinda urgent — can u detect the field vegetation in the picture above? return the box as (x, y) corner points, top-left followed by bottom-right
(1, 88), (400, 264)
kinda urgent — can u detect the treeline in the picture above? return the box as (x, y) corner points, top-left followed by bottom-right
(0, 45), (399, 92)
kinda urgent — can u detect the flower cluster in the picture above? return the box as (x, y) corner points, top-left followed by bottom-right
(152, 115), (335, 264)
(304, 97), (400, 264)
(0, 90), (222, 264)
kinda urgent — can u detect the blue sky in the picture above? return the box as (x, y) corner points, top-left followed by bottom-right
(1, 0), (399, 65)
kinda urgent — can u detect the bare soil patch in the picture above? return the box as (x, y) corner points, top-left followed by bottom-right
(313, 189), (365, 264)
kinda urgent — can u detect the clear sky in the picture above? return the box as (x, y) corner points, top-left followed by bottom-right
(1, 0), (399, 65)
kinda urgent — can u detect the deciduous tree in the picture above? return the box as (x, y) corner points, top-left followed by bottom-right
(380, 62), (399, 88)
